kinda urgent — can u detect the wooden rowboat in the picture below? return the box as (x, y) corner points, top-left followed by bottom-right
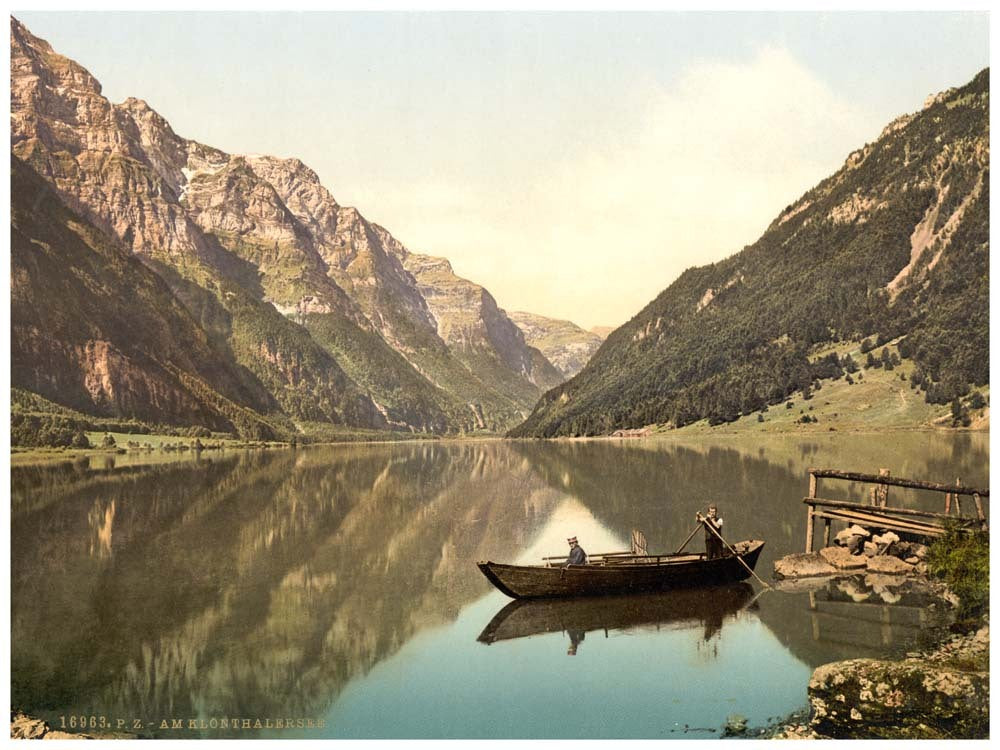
(477, 539), (765, 599)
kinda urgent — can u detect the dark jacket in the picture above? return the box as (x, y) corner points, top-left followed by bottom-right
(567, 545), (587, 565)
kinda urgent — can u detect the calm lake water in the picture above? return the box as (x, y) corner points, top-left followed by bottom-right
(10, 433), (988, 738)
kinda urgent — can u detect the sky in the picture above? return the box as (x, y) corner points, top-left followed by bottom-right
(14, 11), (990, 329)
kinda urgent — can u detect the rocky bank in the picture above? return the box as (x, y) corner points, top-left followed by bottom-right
(772, 623), (989, 739)
(10, 710), (136, 740)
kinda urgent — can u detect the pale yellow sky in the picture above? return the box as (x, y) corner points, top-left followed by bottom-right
(16, 12), (990, 329)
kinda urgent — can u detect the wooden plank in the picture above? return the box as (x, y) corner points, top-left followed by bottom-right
(816, 511), (944, 536)
(542, 550), (633, 561)
(812, 510), (947, 537)
(823, 517), (831, 547)
(803, 496), (983, 523)
(806, 468), (988, 497)
(814, 505), (947, 530)
(805, 506), (815, 553)
(812, 507), (947, 533)
(812, 509), (946, 535)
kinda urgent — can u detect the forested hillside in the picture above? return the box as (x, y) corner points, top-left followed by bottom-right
(511, 70), (989, 437)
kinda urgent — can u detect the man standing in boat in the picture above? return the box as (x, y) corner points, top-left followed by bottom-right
(566, 536), (587, 566)
(696, 505), (725, 560)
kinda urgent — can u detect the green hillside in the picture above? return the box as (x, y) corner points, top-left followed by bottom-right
(511, 70), (989, 437)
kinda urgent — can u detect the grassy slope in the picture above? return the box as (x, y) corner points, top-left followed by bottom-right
(655, 340), (988, 436)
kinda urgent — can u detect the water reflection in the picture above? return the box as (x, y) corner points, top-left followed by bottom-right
(478, 583), (756, 655)
(9, 433), (987, 738)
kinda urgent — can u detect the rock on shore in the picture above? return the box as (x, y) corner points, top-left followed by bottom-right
(774, 542), (926, 580)
(10, 711), (136, 740)
(773, 624), (989, 739)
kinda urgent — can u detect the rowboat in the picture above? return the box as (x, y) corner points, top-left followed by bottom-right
(477, 539), (765, 599)
(477, 582), (755, 646)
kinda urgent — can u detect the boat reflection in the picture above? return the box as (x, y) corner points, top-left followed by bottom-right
(477, 582), (757, 655)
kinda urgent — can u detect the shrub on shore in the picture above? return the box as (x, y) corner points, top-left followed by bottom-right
(926, 526), (989, 619)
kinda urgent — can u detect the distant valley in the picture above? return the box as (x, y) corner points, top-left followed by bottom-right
(9, 17), (988, 447)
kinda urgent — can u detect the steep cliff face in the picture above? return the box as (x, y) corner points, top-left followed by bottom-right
(10, 155), (284, 436)
(403, 254), (565, 405)
(507, 312), (606, 378)
(10, 17), (562, 434)
(513, 69), (989, 437)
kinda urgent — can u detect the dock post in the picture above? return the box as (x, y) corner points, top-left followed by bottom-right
(823, 518), (831, 547)
(877, 468), (890, 507)
(973, 492), (985, 526)
(806, 471), (818, 553)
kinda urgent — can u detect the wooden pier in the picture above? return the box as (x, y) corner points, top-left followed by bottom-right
(803, 468), (988, 553)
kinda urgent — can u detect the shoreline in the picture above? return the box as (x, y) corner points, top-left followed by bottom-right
(769, 618), (989, 739)
(8, 424), (987, 469)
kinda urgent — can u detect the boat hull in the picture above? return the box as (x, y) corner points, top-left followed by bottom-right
(477, 540), (764, 599)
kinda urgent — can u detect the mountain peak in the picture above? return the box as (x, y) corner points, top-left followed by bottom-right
(11, 17), (572, 436)
(11, 15), (102, 95)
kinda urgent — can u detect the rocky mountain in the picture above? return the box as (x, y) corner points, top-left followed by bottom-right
(10, 17), (561, 435)
(507, 311), (606, 378)
(11, 155), (296, 438)
(512, 69), (989, 437)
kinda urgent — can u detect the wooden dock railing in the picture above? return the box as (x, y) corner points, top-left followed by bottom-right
(803, 468), (988, 552)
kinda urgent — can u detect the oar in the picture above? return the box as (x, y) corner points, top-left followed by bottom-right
(701, 518), (772, 590)
(674, 523), (702, 554)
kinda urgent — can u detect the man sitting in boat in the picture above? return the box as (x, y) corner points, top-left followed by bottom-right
(696, 505), (725, 560)
(566, 536), (587, 566)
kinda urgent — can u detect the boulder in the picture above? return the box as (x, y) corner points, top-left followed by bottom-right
(723, 714), (748, 737)
(834, 525), (871, 552)
(820, 545), (868, 570)
(808, 656), (988, 738)
(866, 555), (915, 575)
(872, 531), (900, 546)
(11, 713), (48, 739)
(863, 541), (879, 557)
(836, 524), (871, 541)
(774, 552), (838, 579)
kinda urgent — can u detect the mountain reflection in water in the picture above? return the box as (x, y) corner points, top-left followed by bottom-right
(10, 433), (987, 738)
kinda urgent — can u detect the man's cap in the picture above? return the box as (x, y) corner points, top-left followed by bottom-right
(567, 536), (578, 545)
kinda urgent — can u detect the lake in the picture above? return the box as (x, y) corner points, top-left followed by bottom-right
(10, 432), (988, 738)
